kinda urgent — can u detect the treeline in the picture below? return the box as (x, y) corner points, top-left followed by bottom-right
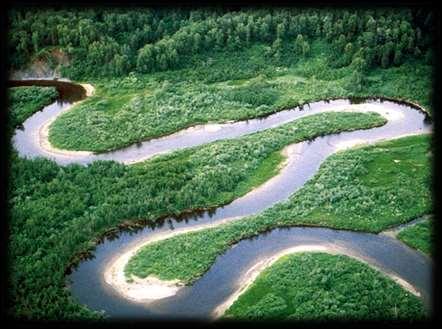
(8, 7), (434, 77)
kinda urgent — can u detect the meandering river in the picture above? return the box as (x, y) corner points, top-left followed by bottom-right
(10, 79), (433, 319)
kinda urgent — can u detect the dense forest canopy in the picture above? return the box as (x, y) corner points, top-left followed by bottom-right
(8, 7), (434, 78)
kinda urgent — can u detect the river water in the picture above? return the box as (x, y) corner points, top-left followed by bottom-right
(10, 79), (433, 319)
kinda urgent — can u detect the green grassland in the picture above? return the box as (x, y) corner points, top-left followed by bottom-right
(398, 218), (433, 256)
(125, 134), (432, 283)
(48, 42), (432, 152)
(223, 253), (426, 320)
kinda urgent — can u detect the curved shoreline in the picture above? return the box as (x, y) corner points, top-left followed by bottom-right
(10, 79), (432, 318)
(38, 102), (402, 164)
(12, 77), (431, 166)
(103, 215), (243, 302)
(212, 245), (422, 319)
(381, 215), (432, 239)
(102, 144), (303, 302)
(38, 83), (95, 157)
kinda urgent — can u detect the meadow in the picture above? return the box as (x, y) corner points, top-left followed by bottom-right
(223, 253), (426, 320)
(398, 218), (433, 256)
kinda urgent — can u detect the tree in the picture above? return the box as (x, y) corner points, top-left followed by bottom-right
(302, 40), (310, 57)
(136, 44), (155, 73)
(245, 24), (252, 46)
(348, 56), (367, 92)
(393, 49), (402, 66)
(32, 31), (39, 53)
(272, 38), (283, 60)
(294, 34), (304, 55)
(259, 20), (271, 42)
(276, 23), (286, 40)
(215, 30), (224, 50)
(344, 42), (354, 65)
(192, 33), (202, 52)
(381, 42), (394, 68)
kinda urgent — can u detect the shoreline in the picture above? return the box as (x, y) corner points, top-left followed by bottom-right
(212, 245), (422, 319)
(102, 144), (303, 302)
(38, 83), (95, 157)
(14, 78), (430, 165)
(100, 103), (429, 304)
(381, 215), (432, 238)
(103, 215), (244, 302)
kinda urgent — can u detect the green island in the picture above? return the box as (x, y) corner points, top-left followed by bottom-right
(6, 7), (433, 321)
(223, 253), (426, 320)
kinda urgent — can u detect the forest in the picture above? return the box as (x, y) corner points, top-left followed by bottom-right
(6, 6), (434, 321)
(8, 8), (434, 78)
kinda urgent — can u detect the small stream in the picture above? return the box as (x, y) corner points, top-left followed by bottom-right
(10, 79), (433, 319)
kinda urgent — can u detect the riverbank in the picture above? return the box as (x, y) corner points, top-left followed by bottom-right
(39, 83), (95, 157)
(213, 245), (422, 318)
(103, 215), (242, 302)
(120, 133), (431, 294)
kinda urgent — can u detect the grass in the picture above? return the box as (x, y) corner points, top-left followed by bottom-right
(125, 134), (432, 283)
(48, 42), (432, 152)
(223, 253), (426, 320)
(397, 219), (433, 256)
(9, 106), (384, 319)
(233, 150), (284, 197)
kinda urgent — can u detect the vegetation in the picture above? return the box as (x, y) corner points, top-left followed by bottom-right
(8, 8), (434, 77)
(47, 44), (432, 152)
(397, 218), (433, 256)
(125, 134), (432, 283)
(8, 105), (384, 319)
(7, 86), (58, 132)
(223, 253), (426, 320)
(7, 6), (434, 321)
(7, 8), (433, 152)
